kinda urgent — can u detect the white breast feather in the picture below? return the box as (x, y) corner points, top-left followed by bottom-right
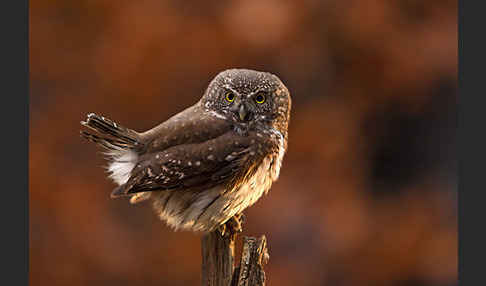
(270, 128), (285, 180)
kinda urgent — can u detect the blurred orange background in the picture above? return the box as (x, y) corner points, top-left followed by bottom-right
(30, 1), (457, 286)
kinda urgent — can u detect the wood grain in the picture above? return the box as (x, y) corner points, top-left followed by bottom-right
(201, 231), (269, 286)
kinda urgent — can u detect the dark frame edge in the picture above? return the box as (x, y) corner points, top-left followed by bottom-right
(1, 0), (30, 285)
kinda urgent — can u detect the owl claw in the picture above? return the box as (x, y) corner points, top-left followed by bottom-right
(235, 213), (245, 224)
(218, 213), (245, 237)
(218, 224), (228, 237)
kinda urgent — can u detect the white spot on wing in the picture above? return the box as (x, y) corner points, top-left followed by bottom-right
(209, 111), (227, 120)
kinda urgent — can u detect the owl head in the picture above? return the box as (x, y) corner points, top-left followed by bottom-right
(201, 69), (291, 135)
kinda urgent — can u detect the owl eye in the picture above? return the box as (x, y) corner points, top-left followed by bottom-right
(255, 92), (266, 104)
(225, 92), (235, 102)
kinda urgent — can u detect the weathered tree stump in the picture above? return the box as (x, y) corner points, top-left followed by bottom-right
(201, 224), (269, 286)
(232, 236), (269, 286)
(201, 231), (237, 286)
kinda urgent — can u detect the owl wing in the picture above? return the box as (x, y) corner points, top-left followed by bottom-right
(139, 105), (233, 153)
(111, 130), (270, 198)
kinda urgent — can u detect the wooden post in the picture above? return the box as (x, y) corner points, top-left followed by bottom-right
(201, 230), (269, 286)
(201, 231), (236, 286)
(232, 236), (269, 286)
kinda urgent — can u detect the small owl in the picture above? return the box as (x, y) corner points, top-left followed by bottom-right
(81, 69), (291, 232)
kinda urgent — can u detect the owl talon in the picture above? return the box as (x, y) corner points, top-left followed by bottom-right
(235, 213), (245, 224)
(216, 214), (245, 237)
(227, 213), (245, 234)
(218, 224), (227, 237)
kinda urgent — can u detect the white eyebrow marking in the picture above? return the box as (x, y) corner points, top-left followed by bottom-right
(246, 89), (265, 98)
(222, 85), (239, 95)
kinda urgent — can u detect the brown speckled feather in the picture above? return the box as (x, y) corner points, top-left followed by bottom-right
(112, 129), (275, 197)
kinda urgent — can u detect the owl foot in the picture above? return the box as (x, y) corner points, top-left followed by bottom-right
(218, 213), (245, 237)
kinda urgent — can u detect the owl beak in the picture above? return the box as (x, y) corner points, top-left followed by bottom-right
(238, 104), (250, 122)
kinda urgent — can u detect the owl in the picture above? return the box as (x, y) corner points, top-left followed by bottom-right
(81, 69), (291, 233)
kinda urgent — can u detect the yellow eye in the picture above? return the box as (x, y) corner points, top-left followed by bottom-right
(225, 92), (235, 102)
(255, 92), (266, 104)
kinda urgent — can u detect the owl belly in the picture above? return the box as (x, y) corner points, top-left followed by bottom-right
(152, 155), (277, 232)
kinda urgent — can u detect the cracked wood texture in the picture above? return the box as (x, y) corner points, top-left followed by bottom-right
(201, 232), (269, 286)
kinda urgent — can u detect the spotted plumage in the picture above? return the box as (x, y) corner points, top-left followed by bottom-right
(81, 69), (291, 232)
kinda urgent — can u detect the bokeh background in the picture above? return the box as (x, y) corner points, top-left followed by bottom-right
(30, 1), (457, 285)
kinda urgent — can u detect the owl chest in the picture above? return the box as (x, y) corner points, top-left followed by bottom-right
(230, 152), (281, 210)
(153, 154), (279, 232)
(234, 130), (285, 202)
(152, 132), (285, 232)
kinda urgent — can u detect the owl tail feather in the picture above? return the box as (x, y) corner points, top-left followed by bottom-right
(80, 113), (142, 151)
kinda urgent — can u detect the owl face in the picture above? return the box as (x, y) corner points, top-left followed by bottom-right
(201, 69), (291, 134)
